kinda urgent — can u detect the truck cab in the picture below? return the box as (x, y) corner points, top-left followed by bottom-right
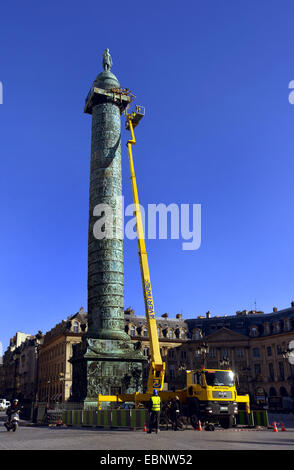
(186, 369), (239, 428)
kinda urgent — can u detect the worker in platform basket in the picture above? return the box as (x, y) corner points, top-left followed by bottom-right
(147, 389), (161, 434)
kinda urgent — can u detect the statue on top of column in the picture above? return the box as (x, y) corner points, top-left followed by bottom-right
(103, 48), (113, 72)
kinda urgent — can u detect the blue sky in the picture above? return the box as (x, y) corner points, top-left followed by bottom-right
(1, 0), (294, 351)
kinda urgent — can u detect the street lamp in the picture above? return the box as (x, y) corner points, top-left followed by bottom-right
(12, 353), (19, 399)
(196, 342), (209, 368)
(281, 342), (294, 397)
(47, 380), (51, 404)
(219, 356), (230, 369)
(58, 372), (65, 402)
(281, 346), (294, 361)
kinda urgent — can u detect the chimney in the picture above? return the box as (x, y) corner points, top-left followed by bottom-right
(291, 301), (294, 308)
(206, 311), (210, 319)
(273, 307), (277, 312)
(162, 313), (168, 318)
(176, 314), (182, 319)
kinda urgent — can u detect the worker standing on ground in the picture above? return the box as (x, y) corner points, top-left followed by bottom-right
(147, 389), (161, 434)
(171, 396), (181, 431)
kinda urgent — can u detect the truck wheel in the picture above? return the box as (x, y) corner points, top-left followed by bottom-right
(219, 416), (233, 429)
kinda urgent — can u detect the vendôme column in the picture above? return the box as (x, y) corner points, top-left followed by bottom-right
(71, 50), (145, 407)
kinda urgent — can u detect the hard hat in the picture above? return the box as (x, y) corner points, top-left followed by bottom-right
(153, 389), (158, 395)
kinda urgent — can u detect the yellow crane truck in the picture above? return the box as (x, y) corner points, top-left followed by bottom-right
(184, 368), (250, 429)
(97, 104), (250, 429)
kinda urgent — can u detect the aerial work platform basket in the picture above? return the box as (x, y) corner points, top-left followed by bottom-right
(125, 105), (145, 130)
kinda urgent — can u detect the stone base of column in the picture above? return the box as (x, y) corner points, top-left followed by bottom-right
(70, 337), (146, 407)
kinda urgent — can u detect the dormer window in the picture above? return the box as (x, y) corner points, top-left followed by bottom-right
(180, 329), (186, 339)
(273, 322), (281, 334)
(73, 322), (79, 333)
(264, 322), (271, 335)
(193, 329), (202, 340)
(284, 318), (291, 332)
(250, 326), (259, 337)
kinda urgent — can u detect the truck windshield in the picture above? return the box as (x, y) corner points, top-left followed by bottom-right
(205, 371), (235, 387)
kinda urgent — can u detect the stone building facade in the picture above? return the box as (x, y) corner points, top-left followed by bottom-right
(1, 332), (43, 402)
(182, 304), (294, 402)
(37, 308), (87, 402)
(1, 303), (293, 406)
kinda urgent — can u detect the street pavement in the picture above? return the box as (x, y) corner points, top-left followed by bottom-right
(0, 417), (294, 450)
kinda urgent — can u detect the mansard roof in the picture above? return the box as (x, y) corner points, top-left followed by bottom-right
(185, 304), (294, 337)
(125, 302), (294, 339)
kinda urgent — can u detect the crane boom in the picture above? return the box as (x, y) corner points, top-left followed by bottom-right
(126, 107), (165, 393)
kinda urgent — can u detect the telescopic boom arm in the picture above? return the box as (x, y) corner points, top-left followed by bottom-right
(126, 106), (165, 393)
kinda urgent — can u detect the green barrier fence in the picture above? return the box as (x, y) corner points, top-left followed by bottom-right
(252, 410), (268, 427)
(236, 410), (253, 426)
(236, 410), (268, 427)
(38, 406), (268, 429)
(62, 409), (149, 430)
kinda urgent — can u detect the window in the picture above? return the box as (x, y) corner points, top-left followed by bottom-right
(193, 329), (202, 340)
(143, 328), (148, 337)
(254, 364), (261, 377)
(223, 348), (229, 359)
(236, 348), (244, 358)
(284, 318), (291, 331)
(205, 370), (235, 387)
(130, 326), (136, 337)
(169, 366), (175, 380)
(143, 347), (149, 357)
(267, 346), (272, 357)
(209, 348), (216, 358)
(269, 363), (275, 381)
(250, 326), (259, 337)
(253, 348), (260, 358)
(279, 362), (285, 380)
(264, 323), (271, 335)
(193, 371), (203, 385)
(73, 322), (79, 333)
(277, 345), (282, 356)
(168, 349), (175, 359)
(181, 350), (187, 360)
